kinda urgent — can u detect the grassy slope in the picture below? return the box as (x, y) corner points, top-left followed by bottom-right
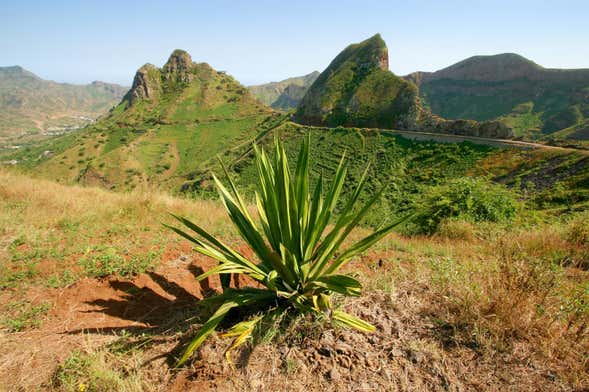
(1, 169), (588, 390)
(418, 67), (589, 141)
(184, 122), (589, 223)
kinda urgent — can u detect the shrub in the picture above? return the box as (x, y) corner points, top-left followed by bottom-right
(436, 218), (476, 241)
(409, 178), (518, 235)
(567, 211), (589, 247)
(167, 137), (409, 366)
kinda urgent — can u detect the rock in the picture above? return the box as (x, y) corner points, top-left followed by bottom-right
(328, 367), (341, 381)
(163, 49), (193, 84)
(334, 342), (353, 355)
(123, 63), (161, 104)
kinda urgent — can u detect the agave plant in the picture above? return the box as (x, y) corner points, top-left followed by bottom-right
(167, 136), (408, 366)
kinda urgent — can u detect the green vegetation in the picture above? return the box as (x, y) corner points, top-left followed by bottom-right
(185, 123), (501, 223)
(168, 138), (407, 366)
(408, 178), (519, 234)
(295, 34), (420, 129)
(51, 345), (149, 392)
(1, 301), (51, 332)
(497, 102), (543, 139)
(413, 53), (589, 140)
(79, 247), (159, 278)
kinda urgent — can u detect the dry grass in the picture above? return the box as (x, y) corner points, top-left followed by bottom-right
(363, 223), (589, 388)
(1, 169), (588, 390)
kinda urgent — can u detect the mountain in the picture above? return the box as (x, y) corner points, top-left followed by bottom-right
(5, 50), (279, 190)
(0, 66), (127, 140)
(248, 71), (319, 110)
(294, 34), (512, 138)
(406, 54), (589, 139)
(294, 34), (422, 129)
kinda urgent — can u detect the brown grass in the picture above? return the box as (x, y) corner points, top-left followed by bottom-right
(1, 169), (588, 391)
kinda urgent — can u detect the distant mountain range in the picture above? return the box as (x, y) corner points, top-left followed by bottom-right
(248, 71), (319, 110)
(0, 66), (127, 140)
(2, 34), (589, 194)
(405, 53), (589, 140)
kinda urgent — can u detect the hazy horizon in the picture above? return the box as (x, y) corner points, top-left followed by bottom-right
(2, 0), (588, 86)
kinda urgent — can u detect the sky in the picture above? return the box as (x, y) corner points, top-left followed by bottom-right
(1, 0), (588, 86)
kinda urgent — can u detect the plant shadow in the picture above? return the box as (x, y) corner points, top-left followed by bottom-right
(64, 267), (221, 366)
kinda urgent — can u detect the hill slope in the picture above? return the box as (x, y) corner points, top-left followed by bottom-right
(182, 121), (589, 224)
(406, 54), (589, 139)
(0, 66), (127, 141)
(248, 71), (319, 110)
(2, 50), (279, 191)
(1, 168), (588, 390)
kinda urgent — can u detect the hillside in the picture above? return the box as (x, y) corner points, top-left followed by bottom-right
(294, 35), (512, 139)
(248, 71), (319, 110)
(182, 122), (589, 223)
(1, 50), (279, 191)
(1, 157), (589, 389)
(0, 66), (126, 143)
(406, 54), (589, 140)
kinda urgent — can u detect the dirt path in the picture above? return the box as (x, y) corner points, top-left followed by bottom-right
(162, 141), (180, 179)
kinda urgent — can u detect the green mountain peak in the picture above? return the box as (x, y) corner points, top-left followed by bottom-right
(294, 34), (420, 129)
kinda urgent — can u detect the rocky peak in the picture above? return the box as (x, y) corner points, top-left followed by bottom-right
(370, 34), (389, 71)
(163, 49), (193, 83)
(341, 33), (389, 72)
(123, 63), (161, 105)
(296, 34), (409, 127)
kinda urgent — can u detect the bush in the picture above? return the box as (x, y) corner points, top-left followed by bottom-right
(567, 211), (589, 246)
(436, 219), (476, 241)
(409, 178), (518, 235)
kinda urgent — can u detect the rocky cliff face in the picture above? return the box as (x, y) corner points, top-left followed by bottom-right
(123, 50), (198, 106)
(123, 64), (161, 104)
(162, 49), (193, 84)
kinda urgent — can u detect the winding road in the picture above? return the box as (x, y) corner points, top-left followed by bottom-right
(380, 129), (589, 154)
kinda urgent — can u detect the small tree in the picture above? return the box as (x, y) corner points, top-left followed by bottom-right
(167, 136), (408, 366)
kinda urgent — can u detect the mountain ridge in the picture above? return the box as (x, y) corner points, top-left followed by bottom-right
(404, 53), (589, 139)
(294, 34), (512, 139)
(3, 49), (279, 191)
(248, 71), (319, 110)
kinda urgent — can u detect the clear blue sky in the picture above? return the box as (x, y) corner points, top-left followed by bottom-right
(1, 0), (588, 86)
